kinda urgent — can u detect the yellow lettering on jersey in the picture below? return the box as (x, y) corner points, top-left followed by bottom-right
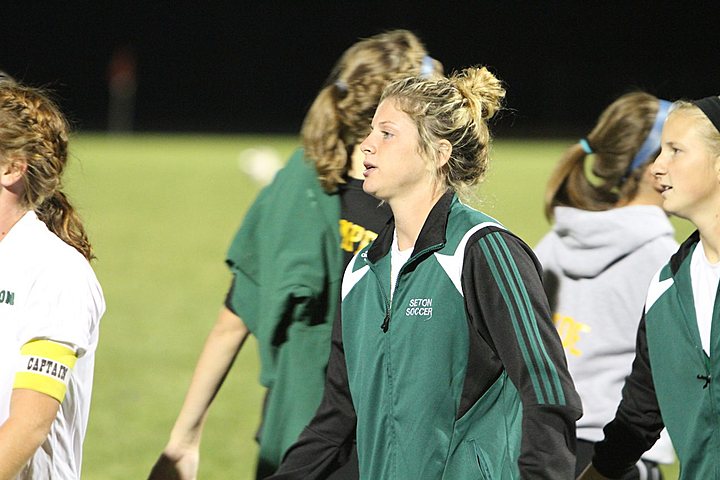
(553, 313), (590, 357)
(13, 340), (78, 403)
(339, 220), (380, 254)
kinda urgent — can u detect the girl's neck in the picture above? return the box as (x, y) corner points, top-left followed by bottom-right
(0, 203), (27, 241)
(391, 189), (445, 251)
(699, 223), (720, 264)
(0, 177), (28, 241)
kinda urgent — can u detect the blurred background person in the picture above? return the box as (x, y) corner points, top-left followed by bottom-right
(0, 74), (105, 479)
(535, 91), (677, 478)
(107, 45), (137, 133)
(149, 30), (442, 480)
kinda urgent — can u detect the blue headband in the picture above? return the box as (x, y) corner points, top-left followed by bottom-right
(420, 55), (434, 78)
(623, 99), (672, 179)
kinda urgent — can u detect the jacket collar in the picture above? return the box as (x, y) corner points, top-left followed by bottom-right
(670, 229), (701, 275)
(367, 190), (454, 264)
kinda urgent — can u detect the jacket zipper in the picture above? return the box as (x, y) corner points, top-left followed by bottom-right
(377, 243), (443, 333)
(376, 278), (391, 333)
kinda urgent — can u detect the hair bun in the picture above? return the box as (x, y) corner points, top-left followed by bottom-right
(452, 67), (505, 121)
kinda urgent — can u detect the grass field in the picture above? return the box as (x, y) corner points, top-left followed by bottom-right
(64, 134), (687, 479)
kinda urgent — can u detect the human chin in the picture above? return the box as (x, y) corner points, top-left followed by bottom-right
(362, 179), (388, 201)
(362, 177), (378, 196)
(663, 197), (690, 221)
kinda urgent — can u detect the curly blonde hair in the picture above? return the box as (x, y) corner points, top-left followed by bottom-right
(0, 75), (94, 260)
(381, 66), (505, 199)
(302, 29), (442, 192)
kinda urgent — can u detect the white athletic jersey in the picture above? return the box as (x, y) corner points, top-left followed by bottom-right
(691, 240), (720, 356)
(0, 211), (105, 479)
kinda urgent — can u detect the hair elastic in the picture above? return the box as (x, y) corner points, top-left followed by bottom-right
(334, 80), (348, 93)
(692, 96), (720, 134)
(579, 138), (593, 154)
(623, 99), (672, 180)
(420, 55), (434, 78)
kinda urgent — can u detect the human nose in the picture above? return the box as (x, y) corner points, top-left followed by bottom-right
(360, 134), (375, 155)
(650, 152), (667, 178)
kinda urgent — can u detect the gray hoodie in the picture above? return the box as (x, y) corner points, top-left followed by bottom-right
(535, 205), (677, 463)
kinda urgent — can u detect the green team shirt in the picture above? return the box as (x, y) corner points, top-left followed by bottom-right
(226, 149), (387, 477)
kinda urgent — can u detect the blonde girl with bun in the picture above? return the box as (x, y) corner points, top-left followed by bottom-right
(270, 67), (581, 480)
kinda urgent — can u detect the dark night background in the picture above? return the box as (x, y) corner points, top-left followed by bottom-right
(4, 1), (718, 136)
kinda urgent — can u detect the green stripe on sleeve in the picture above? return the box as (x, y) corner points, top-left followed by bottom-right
(489, 232), (566, 405)
(479, 237), (546, 404)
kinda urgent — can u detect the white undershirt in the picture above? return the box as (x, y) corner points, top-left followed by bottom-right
(691, 240), (720, 355)
(390, 230), (412, 299)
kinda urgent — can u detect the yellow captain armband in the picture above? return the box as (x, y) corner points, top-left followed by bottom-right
(13, 340), (78, 403)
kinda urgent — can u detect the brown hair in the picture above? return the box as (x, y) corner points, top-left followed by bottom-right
(381, 66), (505, 199)
(302, 29), (442, 192)
(544, 91), (664, 220)
(0, 75), (94, 260)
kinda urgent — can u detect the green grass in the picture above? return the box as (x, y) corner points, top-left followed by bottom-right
(64, 134), (685, 479)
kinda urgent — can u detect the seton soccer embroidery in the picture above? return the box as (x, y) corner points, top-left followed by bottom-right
(405, 298), (433, 319)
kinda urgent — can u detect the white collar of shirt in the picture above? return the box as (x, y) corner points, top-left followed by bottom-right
(390, 230), (413, 300)
(691, 240), (720, 355)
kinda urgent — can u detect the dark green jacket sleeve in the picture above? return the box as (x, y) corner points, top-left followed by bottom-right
(267, 312), (357, 479)
(463, 228), (583, 479)
(225, 147), (341, 386)
(224, 148), (344, 468)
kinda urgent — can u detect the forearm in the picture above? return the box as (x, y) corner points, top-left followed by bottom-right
(166, 307), (250, 450)
(0, 390), (58, 480)
(0, 419), (48, 479)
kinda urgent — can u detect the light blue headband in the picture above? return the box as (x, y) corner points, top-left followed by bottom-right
(623, 99), (672, 179)
(579, 138), (593, 154)
(420, 55), (434, 78)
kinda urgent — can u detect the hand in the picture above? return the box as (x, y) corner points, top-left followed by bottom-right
(576, 463), (611, 480)
(148, 449), (199, 480)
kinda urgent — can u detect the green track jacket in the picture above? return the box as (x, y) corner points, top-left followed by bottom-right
(226, 149), (342, 476)
(594, 231), (720, 479)
(271, 193), (582, 479)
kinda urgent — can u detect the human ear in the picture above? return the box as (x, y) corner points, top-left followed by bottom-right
(0, 158), (27, 188)
(437, 139), (452, 167)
